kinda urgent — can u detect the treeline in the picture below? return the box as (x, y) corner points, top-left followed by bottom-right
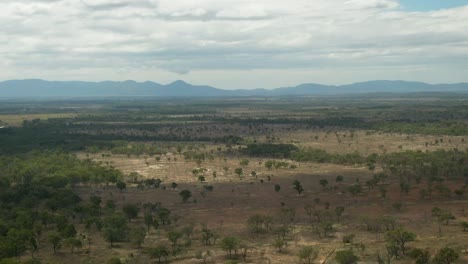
(240, 144), (365, 165)
(291, 148), (365, 165)
(241, 144), (468, 178)
(240, 143), (299, 158)
(373, 121), (468, 136)
(0, 120), (215, 154)
(381, 149), (468, 181)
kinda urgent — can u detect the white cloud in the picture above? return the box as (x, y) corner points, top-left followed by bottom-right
(0, 0), (467, 88)
(345, 0), (399, 9)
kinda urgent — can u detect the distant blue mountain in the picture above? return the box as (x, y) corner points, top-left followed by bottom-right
(0, 79), (467, 98)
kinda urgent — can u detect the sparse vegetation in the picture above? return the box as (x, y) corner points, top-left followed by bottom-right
(0, 97), (467, 263)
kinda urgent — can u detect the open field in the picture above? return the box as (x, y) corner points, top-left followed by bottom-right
(0, 95), (467, 264)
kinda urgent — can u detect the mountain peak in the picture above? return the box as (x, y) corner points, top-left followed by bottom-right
(168, 80), (189, 86)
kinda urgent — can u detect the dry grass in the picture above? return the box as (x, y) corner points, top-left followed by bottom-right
(31, 130), (464, 264)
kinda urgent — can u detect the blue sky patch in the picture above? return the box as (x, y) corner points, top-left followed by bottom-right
(400, 0), (468, 11)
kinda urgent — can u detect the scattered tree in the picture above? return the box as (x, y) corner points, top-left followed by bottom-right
(293, 180), (304, 195)
(335, 249), (359, 264)
(433, 247), (459, 264)
(179, 190), (192, 203)
(298, 246), (318, 264)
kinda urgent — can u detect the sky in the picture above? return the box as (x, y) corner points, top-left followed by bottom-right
(0, 0), (467, 89)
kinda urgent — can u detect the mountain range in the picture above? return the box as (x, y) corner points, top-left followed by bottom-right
(0, 79), (467, 98)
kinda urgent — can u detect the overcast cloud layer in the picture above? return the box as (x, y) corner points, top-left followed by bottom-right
(1, 0), (467, 89)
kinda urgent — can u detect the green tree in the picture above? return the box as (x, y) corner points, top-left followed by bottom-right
(179, 190), (192, 203)
(157, 207), (171, 225)
(167, 230), (183, 248)
(234, 168), (244, 178)
(47, 232), (62, 255)
(274, 184), (281, 192)
(335, 206), (345, 222)
(265, 160), (275, 170)
(247, 214), (272, 234)
(293, 180), (304, 195)
(2, 228), (32, 258)
(144, 212), (154, 231)
(273, 238), (287, 253)
(240, 159), (250, 167)
(146, 245), (169, 263)
(335, 249), (359, 264)
(221, 236), (240, 258)
(336, 175), (344, 184)
(102, 213), (128, 247)
(410, 248), (430, 264)
(129, 226), (146, 248)
(107, 257), (122, 264)
(432, 207), (455, 236)
(461, 221), (468, 231)
(63, 237), (82, 253)
(122, 203), (139, 222)
(384, 228), (415, 256)
(433, 247), (459, 264)
(319, 179), (328, 189)
(116, 181), (126, 192)
(298, 246), (318, 264)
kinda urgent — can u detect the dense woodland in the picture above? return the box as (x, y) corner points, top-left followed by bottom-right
(0, 95), (467, 263)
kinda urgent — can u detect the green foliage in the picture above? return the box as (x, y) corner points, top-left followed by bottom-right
(122, 204), (140, 221)
(47, 231), (62, 254)
(384, 228), (416, 256)
(63, 237), (82, 253)
(220, 236), (240, 258)
(102, 213), (129, 247)
(291, 148), (364, 165)
(335, 249), (359, 264)
(146, 245), (169, 263)
(461, 221), (468, 231)
(247, 215), (272, 234)
(274, 184), (281, 192)
(342, 234), (355, 245)
(116, 181), (126, 191)
(293, 180), (304, 195)
(240, 144), (299, 158)
(298, 246), (318, 264)
(106, 257), (123, 264)
(433, 247), (459, 264)
(167, 230), (183, 247)
(239, 159), (250, 167)
(201, 225), (219, 246)
(336, 175), (344, 183)
(335, 206), (345, 221)
(319, 179), (328, 189)
(129, 226), (146, 248)
(273, 238), (287, 253)
(410, 248), (430, 264)
(179, 190), (192, 203)
(234, 168), (243, 178)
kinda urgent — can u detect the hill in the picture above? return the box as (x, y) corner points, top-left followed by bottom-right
(0, 79), (467, 98)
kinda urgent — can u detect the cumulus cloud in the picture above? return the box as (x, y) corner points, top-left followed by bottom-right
(0, 0), (467, 88)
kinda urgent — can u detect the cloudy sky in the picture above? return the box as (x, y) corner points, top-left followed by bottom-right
(1, 0), (467, 89)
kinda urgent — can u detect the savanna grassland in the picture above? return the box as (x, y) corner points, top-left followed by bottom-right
(0, 94), (467, 264)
